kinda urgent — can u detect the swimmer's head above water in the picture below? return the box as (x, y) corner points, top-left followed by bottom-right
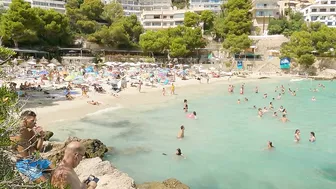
(176, 148), (182, 156)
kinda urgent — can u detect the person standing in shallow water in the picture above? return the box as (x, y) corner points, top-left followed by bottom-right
(294, 129), (300, 142)
(177, 125), (185, 139)
(309, 132), (316, 142)
(183, 99), (188, 112)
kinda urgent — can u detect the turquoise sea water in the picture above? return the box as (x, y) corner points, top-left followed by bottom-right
(49, 79), (336, 189)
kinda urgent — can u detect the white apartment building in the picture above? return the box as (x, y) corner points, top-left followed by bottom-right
(301, 0), (336, 27)
(251, 0), (280, 33)
(0, 0), (66, 13)
(104, 0), (172, 18)
(189, 0), (227, 13)
(141, 8), (187, 29)
(278, 0), (313, 15)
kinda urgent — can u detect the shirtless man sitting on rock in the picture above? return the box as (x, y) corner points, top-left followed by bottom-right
(10, 110), (53, 182)
(51, 141), (98, 189)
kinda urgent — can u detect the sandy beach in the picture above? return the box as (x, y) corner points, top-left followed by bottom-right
(22, 75), (291, 127)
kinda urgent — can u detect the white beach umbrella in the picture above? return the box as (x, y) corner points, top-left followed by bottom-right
(104, 62), (113, 66)
(47, 63), (56, 67)
(27, 61), (36, 65)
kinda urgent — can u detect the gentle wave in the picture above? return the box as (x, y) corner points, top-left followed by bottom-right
(84, 104), (123, 117)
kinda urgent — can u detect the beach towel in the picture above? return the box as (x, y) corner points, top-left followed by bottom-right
(16, 158), (51, 181)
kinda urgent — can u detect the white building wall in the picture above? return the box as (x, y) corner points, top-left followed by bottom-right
(141, 8), (189, 30)
(301, 0), (336, 27)
(189, 0), (227, 13)
(0, 0), (66, 13)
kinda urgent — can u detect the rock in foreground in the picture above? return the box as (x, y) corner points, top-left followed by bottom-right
(42, 137), (108, 165)
(75, 157), (136, 189)
(137, 178), (190, 189)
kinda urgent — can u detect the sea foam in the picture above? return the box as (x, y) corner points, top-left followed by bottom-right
(84, 104), (123, 117)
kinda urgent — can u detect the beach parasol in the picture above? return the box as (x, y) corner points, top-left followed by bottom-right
(39, 57), (49, 64)
(39, 70), (48, 75)
(47, 63), (56, 67)
(27, 60), (36, 65)
(104, 62), (114, 66)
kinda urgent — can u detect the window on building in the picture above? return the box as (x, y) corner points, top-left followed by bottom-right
(330, 8), (335, 12)
(328, 22), (333, 26)
(154, 15), (160, 19)
(170, 16), (173, 19)
(311, 16), (318, 21)
(306, 9), (308, 14)
(331, 1), (336, 4)
(152, 22), (161, 26)
(312, 9), (317, 12)
(321, 16), (326, 20)
(320, 8), (326, 12)
(163, 16), (167, 19)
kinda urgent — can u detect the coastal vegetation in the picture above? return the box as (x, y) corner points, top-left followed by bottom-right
(280, 22), (336, 68)
(267, 12), (305, 37)
(214, 0), (253, 54)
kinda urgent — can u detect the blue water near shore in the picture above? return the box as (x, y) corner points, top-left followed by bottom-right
(50, 79), (336, 189)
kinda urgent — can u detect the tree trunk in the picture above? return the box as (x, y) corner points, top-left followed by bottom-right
(14, 40), (18, 48)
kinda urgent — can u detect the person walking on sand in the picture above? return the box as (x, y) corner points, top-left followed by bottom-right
(138, 80), (142, 93)
(171, 83), (175, 95)
(162, 88), (166, 96)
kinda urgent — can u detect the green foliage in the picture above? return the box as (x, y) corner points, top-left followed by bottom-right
(267, 12), (304, 36)
(214, 0), (252, 39)
(184, 12), (200, 28)
(139, 26), (206, 57)
(89, 15), (143, 49)
(200, 10), (215, 32)
(172, 0), (188, 9)
(0, 0), (72, 48)
(0, 0), (39, 47)
(102, 2), (124, 25)
(0, 47), (16, 65)
(298, 54), (315, 67)
(222, 34), (252, 54)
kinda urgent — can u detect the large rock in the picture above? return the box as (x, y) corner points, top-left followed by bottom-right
(136, 178), (190, 189)
(44, 131), (54, 141)
(42, 137), (108, 165)
(75, 157), (136, 189)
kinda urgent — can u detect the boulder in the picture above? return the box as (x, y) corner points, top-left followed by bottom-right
(136, 178), (190, 189)
(75, 157), (136, 189)
(43, 131), (54, 141)
(42, 137), (108, 165)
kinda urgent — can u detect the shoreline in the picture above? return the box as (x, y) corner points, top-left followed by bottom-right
(28, 75), (294, 127)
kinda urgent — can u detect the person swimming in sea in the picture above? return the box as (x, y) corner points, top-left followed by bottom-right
(309, 132), (316, 142)
(277, 93), (282, 100)
(278, 106), (284, 112)
(177, 125), (185, 139)
(183, 99), (188, 112)
(237, 99), (241, 104)
(262, 107), (268, 113)
(244, 97), (248, 102)
(294, 129), (300, 142)
(263, 93), (268, 98)
(255, 86), (259, 93)
(269, 102), (274, 109)
(281, 114), (288, 122)
(240, 85), (244, 95)
(312, 96), (316, 101)
(267, 141), (275, 150)
(258, 108), (263, 118)
(187, 111), (197, 119)
(175, 148), (186, 159)
(253, 105), (257, 109)
(273, 112), (277, 117)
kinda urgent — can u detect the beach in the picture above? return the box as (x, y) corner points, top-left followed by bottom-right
(26, 75), (284, 127)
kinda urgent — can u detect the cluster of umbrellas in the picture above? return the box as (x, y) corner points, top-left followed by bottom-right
(18, 57), (62, 67)
(104, 62), (158, 67)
